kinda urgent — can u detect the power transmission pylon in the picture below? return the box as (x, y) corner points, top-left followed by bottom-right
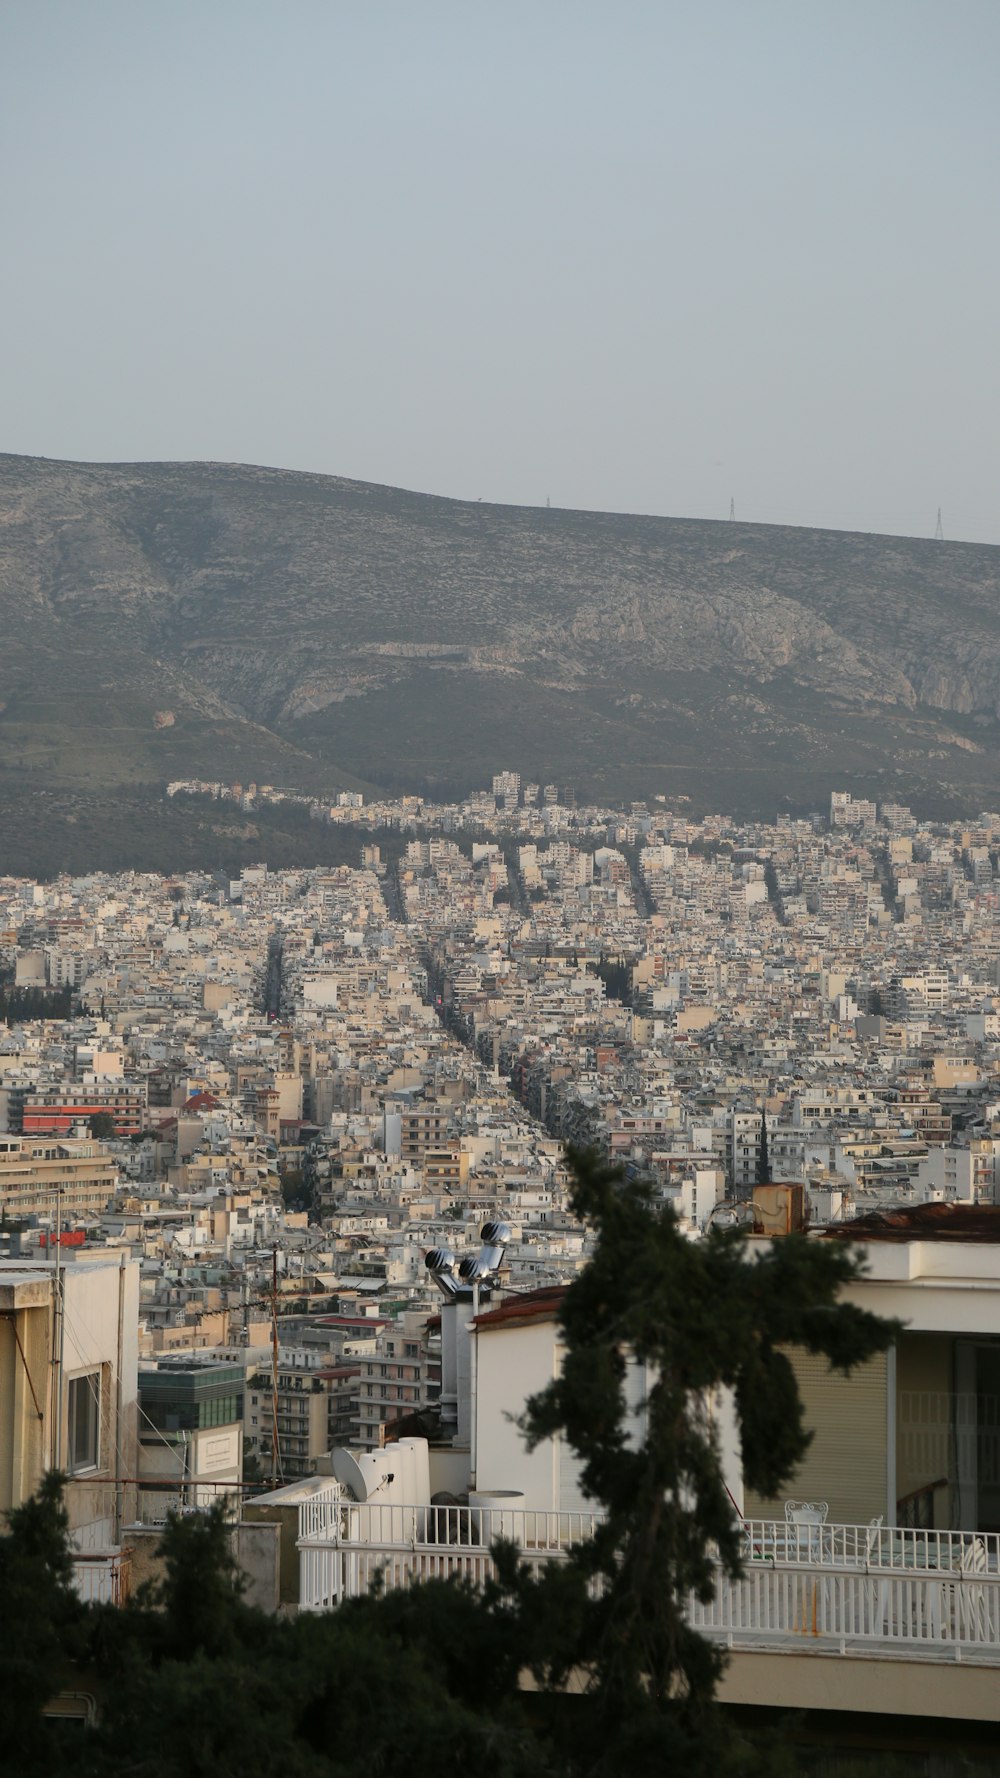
(729, 497), (735, 521)
(934, 507), (944, 541)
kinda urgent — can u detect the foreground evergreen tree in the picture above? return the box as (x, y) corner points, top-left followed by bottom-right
(515, 1147), (900, 1775)
(0, 1474), (82, 1776)
(0, 1497), (549, 1778)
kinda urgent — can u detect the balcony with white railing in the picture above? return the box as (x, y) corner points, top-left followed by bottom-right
(297, 1501), (1000, 1665)
(691, 1555), (1000, 1657)
(71, 1548), (132, 1606)
(63, 1478), (239, 1608)
(298, 1492), (605, 1612)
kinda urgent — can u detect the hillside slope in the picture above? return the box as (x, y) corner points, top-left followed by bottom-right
(1, 452), (999, 822)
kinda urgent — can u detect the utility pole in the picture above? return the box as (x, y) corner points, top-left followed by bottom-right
(51, 1186), (64, 1470)
(115, 1251), (126, 1542)
(756, 1110), (770, 1188)
(269, 1246), (281, 1487)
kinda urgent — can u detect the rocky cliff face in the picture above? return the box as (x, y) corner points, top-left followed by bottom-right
(1, 452), (998, 815)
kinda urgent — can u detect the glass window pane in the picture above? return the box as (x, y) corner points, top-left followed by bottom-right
(68, 1372), (100, 1472)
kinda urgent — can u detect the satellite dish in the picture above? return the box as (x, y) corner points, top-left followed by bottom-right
(332, 1448), (371, 1502)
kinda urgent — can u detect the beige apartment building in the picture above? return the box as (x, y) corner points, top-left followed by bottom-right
(0, 1135), (119, 1220)
(400, 1104), (453, 1165)
(248, 1363), (360, 1481)
(355, 1313), (440, 1448)
(422, 1143), (470, 1192)
(0, 1256), (139, 1594)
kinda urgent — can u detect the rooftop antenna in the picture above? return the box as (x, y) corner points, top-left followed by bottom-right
(934, 507), (944, 541)
(729, 497), (735, 521)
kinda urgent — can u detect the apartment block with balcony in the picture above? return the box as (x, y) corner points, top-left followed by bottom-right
(248, 1362), (359, 1482)
(398, 1104), (454, 1166)
(355, 1312), (440, 1449)
(0, 1135), (120, 1220)
(21, 1081), (148, 1137)
(742, 1207), (1000, 1538)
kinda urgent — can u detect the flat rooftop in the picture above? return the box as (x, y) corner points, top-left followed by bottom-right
(828, 1204), (1000, 1243)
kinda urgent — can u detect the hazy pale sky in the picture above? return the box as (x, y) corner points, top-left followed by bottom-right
(3, 1), (998, 542)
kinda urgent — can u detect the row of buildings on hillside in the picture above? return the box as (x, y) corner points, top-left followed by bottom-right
(7, 778), (1000, 1725)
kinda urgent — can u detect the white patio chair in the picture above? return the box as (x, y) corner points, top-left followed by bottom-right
(858, 1518), (890, 1636)
(784, 1499), (829, 1525)
(783, 1499), (829, 1559)
(929, 1534), (990, 1647)
(961, 1535), (989, 1573)
(863, 1515), (883, 1566)
(958, 1535), (991, 1643)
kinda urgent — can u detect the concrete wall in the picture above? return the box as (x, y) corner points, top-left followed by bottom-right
(303, 978), (338, 1008)
(124, 1519), (280, 1614)
(243, 1501), (300, 1605)
(233, 1520), (280, 1613)
(475, 1319), (558, 1510)
(719, 1646), (1000, 1723)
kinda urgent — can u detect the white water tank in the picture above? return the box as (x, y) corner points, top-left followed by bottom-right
(469, 1489), (525, 1543)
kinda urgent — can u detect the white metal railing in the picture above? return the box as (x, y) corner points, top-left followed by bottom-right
(300, 1539), (501, 1610)
(300, 1507), (1000, 1578)
(65, 1478), (239, 1543)
(70, 1514), (118, 1554)
(298, 1499), (604, 1556)
(297, 1507), (1000, 1661)
(71, 1550), (132, 1607)
(297, 1501), (604, 1612)
(741, 1518), (1000, 1574)
(691, 1560), (1000, 1659)
(298, 1482), (345, 1541)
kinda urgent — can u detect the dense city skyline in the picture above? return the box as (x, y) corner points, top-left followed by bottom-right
(5, 4), (1000, 1750)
